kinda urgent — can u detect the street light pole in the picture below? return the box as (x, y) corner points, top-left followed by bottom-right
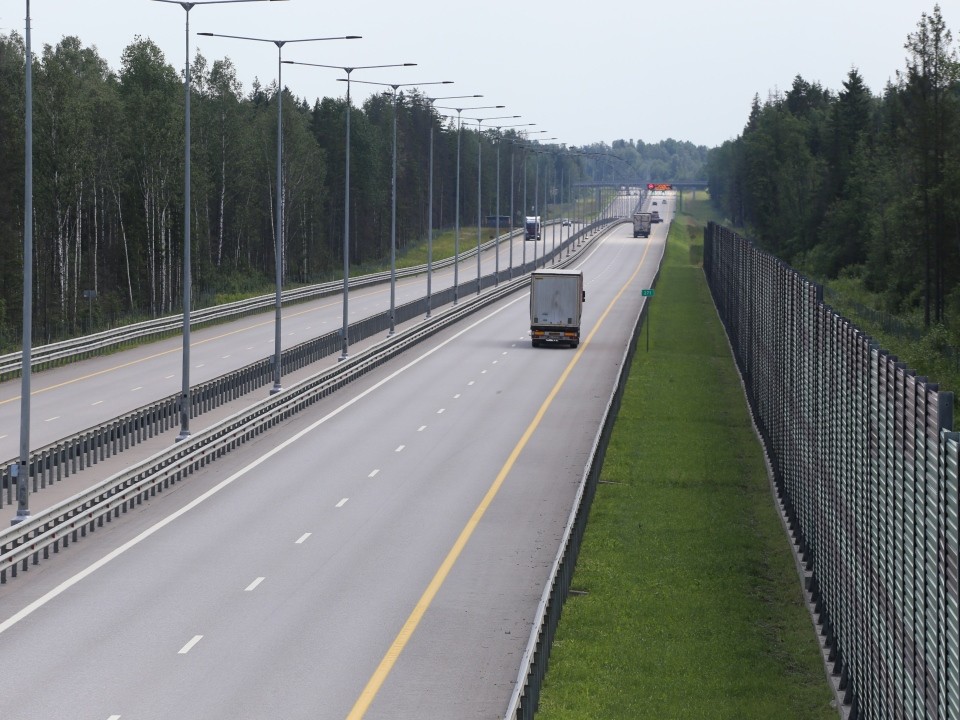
(422, 95), (482, 316)
(283, 60), (415, 357)
(472, 115), (517, 295)
(349, 79), (453, 334)
(153, 0), (282, 439)
(435, 104), (503, 305)
(14, 0), (33, 524)
(199, 31), (360, 392)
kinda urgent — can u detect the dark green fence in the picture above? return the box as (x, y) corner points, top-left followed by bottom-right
(704, 222), (958, 720)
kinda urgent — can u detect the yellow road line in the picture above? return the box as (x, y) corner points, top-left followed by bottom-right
(0, 289), (385, 406)
(347, 238), (653, 719)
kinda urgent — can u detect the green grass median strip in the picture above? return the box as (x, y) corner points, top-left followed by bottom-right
(535, 203), (837, 719)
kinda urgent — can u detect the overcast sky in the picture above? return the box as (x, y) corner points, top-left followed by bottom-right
(1, 0), (948, 149)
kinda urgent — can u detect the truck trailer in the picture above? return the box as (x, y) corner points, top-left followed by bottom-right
(632, 212), (652, 238)
(524, 216), (541, 240)
(530, 270), (585, 348)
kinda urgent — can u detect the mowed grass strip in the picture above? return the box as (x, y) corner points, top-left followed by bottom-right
(535, 203), (837, 719)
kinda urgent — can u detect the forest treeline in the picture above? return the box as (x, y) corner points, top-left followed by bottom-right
(0, 32), (708, 349)
(707, 5), (960, 330)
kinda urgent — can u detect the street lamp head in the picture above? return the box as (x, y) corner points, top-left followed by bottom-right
(283, 60), (415, 72)
(199, 32), (361, 43)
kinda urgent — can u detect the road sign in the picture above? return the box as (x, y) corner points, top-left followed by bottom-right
(642, 289), (655, 297)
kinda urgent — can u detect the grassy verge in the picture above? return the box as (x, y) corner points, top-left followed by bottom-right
(534, 196), (837, 719)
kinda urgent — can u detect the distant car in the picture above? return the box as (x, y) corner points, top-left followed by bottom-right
(662, 199), (667, 204)
(561, 218), (572, 227)
(652, 201), (658, 205)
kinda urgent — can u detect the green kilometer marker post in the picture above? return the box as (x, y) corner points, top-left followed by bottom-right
(642, 289), (654, 351)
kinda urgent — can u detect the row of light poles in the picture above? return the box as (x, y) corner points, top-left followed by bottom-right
(12, 0), (587, 524)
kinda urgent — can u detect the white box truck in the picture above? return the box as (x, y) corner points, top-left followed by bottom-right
(524, 216), (541, 240)
(530, 270), (585, 348)
(632, 212), (652, 238)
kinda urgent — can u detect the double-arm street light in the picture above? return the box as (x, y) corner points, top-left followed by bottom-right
(513, 130), (546, 276)
(346, 78), (454, 335)
(423, 94), (483, 317)
(529, 139), (557, 268)
(470, 114), (518, 294)
(283, 59), (414, 359)
(152, 0), (284, 441)
(487, 123), (534, 285)
(14, 0), (33, 524)
(199, 31), (360, 392)
(434, 104), (503, 304)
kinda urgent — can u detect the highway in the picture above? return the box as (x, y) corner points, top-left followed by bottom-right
(0, 197), (666, 719)
(0, 222), (583, 463)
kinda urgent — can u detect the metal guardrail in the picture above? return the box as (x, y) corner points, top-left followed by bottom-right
(0, 220), (598, 508)
(503, 218), (655, 719)
(0, 218), (618, 580)
(703, 221), (959, 720)
(0, 225), (541, 380)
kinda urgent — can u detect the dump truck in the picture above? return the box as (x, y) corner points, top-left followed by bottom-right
(524, 216), (541, 240)
(632, 212), (652, 238)
(530, 270), (585, 348)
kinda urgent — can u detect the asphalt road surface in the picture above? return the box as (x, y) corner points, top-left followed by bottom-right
(0, 197), (667, 719)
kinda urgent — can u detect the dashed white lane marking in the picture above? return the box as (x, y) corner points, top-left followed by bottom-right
(437, 408), (445, 414)
(481, 370), (487, 374)
(336, 498), (349, 508)
(222, 355), (231, 359)
(502, 351), (508, 355)
(417, 425), (426, 432)
(44, 416), (60, 422)
(91, 400), (103, 406)
(178, 635), (203, 654)
(107, 715), (121, 720)
(468, 381), (475, 386)
(453, 394), (461, 399)
(0, 434), (6, 440)
(195, 364), (205, 369)
(295, 533), (311, 544)
(245, 577), (265, 592)
(131, 386), (143, 392)
(492, 360), (498, 365)
(395, 445), (405, 453)
(164, 374), (175, 379)
(369, 469), (380, 478)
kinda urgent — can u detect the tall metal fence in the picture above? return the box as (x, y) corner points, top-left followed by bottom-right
(704, 222), (959, 720)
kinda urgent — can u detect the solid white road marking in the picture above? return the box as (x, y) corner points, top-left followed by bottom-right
(369, 469), (380, 478)
(295, 533), (312, 544)
(245, 577), (265, 592)
(178, 635), (203, 654)
(336, 498), (349, 508)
